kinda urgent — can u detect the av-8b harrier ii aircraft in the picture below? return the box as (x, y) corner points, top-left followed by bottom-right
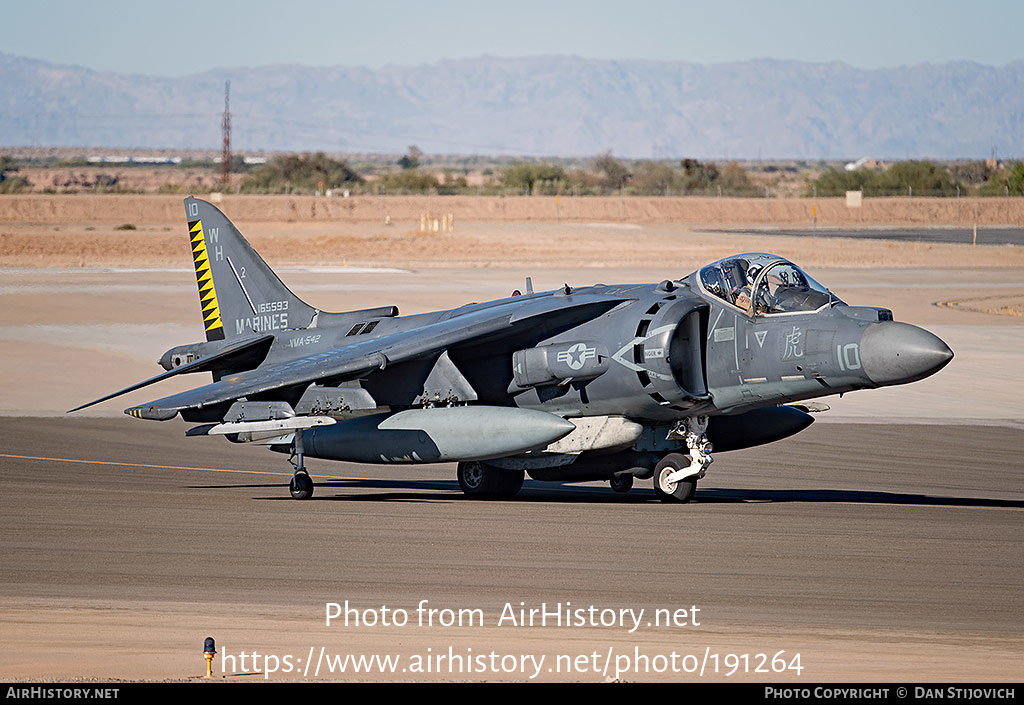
(72, 197), (953, 502)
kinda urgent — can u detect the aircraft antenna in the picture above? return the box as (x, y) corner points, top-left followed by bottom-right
(221, 81), (231, 189)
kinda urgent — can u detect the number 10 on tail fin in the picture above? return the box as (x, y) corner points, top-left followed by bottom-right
(184, 197), (316, 341)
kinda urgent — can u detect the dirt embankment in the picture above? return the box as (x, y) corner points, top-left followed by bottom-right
(2, 222), (1022, 272)
(2, 194), (1023, 271)
(2, 193), (1024, 226)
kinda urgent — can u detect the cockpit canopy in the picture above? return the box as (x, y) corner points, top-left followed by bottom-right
(698, 253), (839, 315)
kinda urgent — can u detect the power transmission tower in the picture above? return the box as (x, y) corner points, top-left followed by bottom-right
(221, 81), (231, 188)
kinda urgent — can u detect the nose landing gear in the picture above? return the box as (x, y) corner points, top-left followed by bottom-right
(654, 416), (713, 503)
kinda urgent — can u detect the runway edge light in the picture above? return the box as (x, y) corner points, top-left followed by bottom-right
(203, 636), (216, 678)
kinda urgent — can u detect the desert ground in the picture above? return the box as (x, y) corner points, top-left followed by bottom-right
(0, 194), (1021, 682)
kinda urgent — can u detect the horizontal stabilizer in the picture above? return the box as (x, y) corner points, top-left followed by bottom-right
(67, 334), (275, 413)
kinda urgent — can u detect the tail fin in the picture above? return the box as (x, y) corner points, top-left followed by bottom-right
(185, 197), (316, 341)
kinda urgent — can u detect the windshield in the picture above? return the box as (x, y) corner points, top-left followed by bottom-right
(699, 254), (839, 315)
(752, 262), (834, 314)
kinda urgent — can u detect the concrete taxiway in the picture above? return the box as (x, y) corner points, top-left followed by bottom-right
(719, 227), (1024, 247)
(0, 417), (1020, 681)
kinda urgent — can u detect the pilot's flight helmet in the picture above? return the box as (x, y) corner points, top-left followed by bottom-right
(745, 262), (763, 283)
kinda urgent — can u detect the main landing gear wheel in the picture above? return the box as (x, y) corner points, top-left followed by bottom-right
(609, 474), (634, 493)
(288, 430), (313, 500)
(289, 471), (314, 500)
(457, 461), (524, 499)
(653, 453), (697, 503)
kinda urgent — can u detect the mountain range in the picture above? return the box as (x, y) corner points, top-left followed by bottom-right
(2, 52), (1022, 159)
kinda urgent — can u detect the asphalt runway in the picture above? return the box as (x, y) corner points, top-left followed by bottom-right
(1, 416), (1021, 680)
(716, 227), (1024, 246)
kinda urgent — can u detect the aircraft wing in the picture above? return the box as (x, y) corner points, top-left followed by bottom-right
(126, 293), (627, 420)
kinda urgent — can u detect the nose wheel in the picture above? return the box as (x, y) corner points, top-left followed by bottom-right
(653, 453), (697, 503)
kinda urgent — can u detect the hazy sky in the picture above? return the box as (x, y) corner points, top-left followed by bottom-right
(1, 0), (1021, 75)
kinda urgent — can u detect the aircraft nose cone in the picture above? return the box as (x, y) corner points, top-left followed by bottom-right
(860, 322), (953, 386)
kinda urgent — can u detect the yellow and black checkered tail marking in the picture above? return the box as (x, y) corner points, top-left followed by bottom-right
(188, 220), (225, 341)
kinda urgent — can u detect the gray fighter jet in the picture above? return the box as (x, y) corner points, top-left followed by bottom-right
(71, 197), (953, 502)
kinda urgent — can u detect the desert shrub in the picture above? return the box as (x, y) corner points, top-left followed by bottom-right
(240, 152), (361, 193)
(397, 145), (423, 170)
(718, 161), (756, 194)
(680, 158), (720, 192)
(630, 161), (684, 194)
(0, 176), (31, 193)
(502, 162), (568, 194)
(976, 161), (1024, 196)
(379, 169), (439, 193)
(0, 155), (32, 193)
(949, 161), (990, 186)
(808, 160), (961, 196)
(592, 151), (630, 190)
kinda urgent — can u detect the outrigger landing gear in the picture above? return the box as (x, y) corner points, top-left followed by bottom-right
(655, 416), (714, 504)
(609, 473), (634, 493)
(288, 430), (314, 500)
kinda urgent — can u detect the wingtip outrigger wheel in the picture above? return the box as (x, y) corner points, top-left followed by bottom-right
(609, 473), (634, 493)
(288, 429), (314, 500)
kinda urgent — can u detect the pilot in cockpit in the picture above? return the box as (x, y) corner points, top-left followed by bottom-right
(699, 254), (837, 316)
(739, 262), (764, 311)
